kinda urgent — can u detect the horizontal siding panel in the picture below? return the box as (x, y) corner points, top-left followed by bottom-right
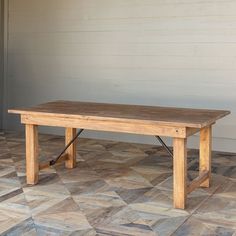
(9, 16), (236, 33)
(8, 31), (236, 44)
(9, 0), (236, 18)
(7, 54), (236, 70)
(7, 61), (236, 83)
(7, 42), (236, 57)
(7, 67), (236, 109)
(7, 74), (236, 108)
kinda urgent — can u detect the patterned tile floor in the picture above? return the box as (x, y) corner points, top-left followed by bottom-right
(0, 131), (236, 236)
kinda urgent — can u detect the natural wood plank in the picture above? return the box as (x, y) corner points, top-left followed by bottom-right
(65, 128), (77, 169)
(20, 114), (187, 138)
(200, 126), (212, 187)
(173, 137), (187, 209)
(9, 100), (230, 129)
(186, 127), (200, 137)
(25, 124), (39, 185)
(187, 171), (209, 194)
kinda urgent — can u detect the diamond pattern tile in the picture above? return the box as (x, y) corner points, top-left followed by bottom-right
(0, 131), (235, 235)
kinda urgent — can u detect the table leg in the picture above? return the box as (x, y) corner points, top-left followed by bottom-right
(65, 128), (77, 168)
(173, 137), (187, 209)
(200, 126), (212, 187)
(25, 124), (39, 185)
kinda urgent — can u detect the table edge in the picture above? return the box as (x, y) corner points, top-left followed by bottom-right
(8, 108), (231, 129)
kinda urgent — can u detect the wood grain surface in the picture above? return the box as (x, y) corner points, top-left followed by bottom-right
(9, 100), (230, 128)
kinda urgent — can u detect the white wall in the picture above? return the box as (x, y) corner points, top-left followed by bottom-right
(3, 0), (236, 151)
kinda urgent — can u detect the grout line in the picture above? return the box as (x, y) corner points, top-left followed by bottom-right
(3, 132), (38, 234)
(170, 184), (222, 235)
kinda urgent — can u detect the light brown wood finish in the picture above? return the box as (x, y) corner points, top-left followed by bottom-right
(173, 138), (187, 209)
(25, 124), (39, 185)
(200, 126), (212, 187)
(21, 114), (187, 138)
(9, 100), (230, 128)
(8, 101), (230, 209)
(187, 170), (209, 194)
(65, 128), (77, 168)
(186, 127), (200, 137)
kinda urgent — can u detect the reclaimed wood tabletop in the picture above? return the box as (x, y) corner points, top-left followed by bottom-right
(8, 100), (230, 128)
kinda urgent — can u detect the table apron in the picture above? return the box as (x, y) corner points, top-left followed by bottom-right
(20, 114), (194, 138)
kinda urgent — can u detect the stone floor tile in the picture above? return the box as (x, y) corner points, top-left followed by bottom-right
(0, 131), (235, 235)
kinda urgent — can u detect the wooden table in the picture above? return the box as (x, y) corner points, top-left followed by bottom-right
(8, 100), (230, 209)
